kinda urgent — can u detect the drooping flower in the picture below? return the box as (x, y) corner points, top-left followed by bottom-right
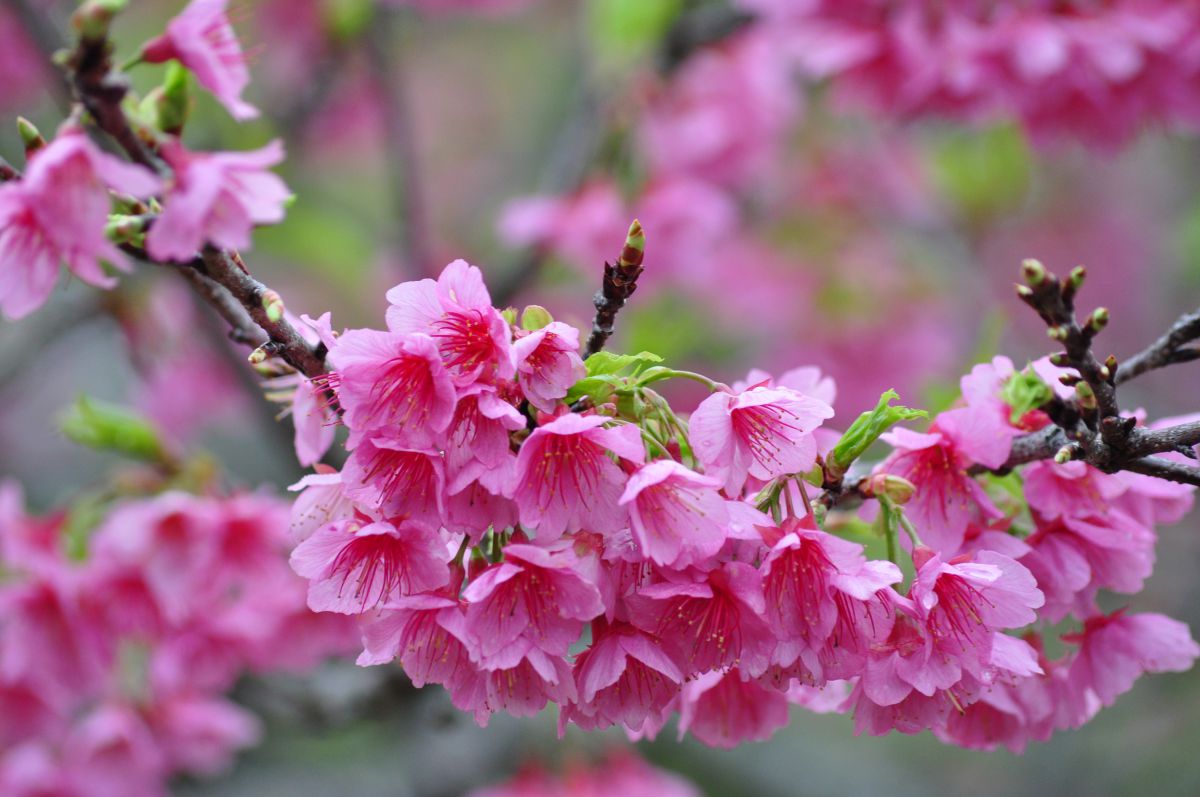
(357, 594), (477, 692)
(145, 139), (290, 262)
(512, 321), (587, 413)
(626, 562), (776, 678)
(1066, 610), (1200, 707)
(442, 385), (524, 493)
(340, 439), (446, 527)
(386, 259), (515, 384)
(0, 126), (160, 319)
(511, 414), (644, 541)
(690, 384), (834, 495)
(760, 518), (901, 682)
(618, 460), (729, 567)
(329, 329), (456, 449)
(141, 0), (259, 121)
(676, 668), (791, 749)
(462, 544), (604, 669)
(289, 516), (450, 614)
(877, 425), (1003, 556)
(565, 620), (683, 732)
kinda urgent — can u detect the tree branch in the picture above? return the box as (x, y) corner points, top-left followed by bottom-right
(583, 220), (644, 358)
(1114, 306), (1200, 385)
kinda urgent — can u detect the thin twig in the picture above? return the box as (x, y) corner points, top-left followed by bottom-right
(1115, 307), (1200, 385)
(583, 220), (645, 358)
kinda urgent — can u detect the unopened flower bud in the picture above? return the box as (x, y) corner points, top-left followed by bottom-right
(1015, 284), (1033, 300)
(619, 219), (645, 268)
(863, 473), (915, 505)
(1075, 381), (1097, 410)
(1054, 445), (1076, 464)
(1068, 265), (1087, 292)
(520, 304), (553, 331)
(1087, 307), (1109, 334)
(261, 290), (284, 323)
(72, 0), (128, 41)
(1021, 258), (1047, 286)
(1047, 326), (1069, 342)
(248, 344), (270, 365)
(1049, 352), (1070, 367)
(17, 117), (45, 156)
(155, 62), (191, 135)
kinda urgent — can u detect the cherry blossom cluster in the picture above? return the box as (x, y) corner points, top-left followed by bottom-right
(288, 258), (1199, 751)
(467, 750), (699, 797)
(0, 484), (356, 797)
(743, 0), (1200, 147)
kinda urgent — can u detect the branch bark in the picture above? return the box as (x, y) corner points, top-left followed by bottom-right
(583, 220), (645, 358)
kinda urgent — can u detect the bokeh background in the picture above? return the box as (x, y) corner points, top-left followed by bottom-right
(3, 0), (1200, 794)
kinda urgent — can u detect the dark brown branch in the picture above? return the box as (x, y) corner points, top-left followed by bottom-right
(195, 249), (327, 378)
(583, 220), (645, 359)
(1115, 307), (1200, 385)
(1123, 456), (1200, 487)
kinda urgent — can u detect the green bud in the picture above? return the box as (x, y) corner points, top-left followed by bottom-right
(17, 117), (45, 155)
(155, 62), (191, 135)
(1021, 258), (1047, 286)
(1015, 284), (1033, 300)
(72, 0), (128, 40)
(1047, 326), (1069, 342)
(520, 305), (554, 332)
(1049, 352), (1070, 367)
(500, 307), (518, 326)
(1054, 445), (1075, 464)
(1088, 307), (1109, 334)
(247, 344), (270, 365)
(261, 290), (284, 323)
(105, 214), (151, 243)
(1068, 265), (1087, 292)
(862, 473), (916, 505)
(619, 219), (645, 268)
(1075, 381), (1097, 410)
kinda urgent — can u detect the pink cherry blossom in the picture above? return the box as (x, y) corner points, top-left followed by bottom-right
(618, 460), (729, 567)
(627, 562), (776, 678)
(676, 668), (790, 749)
(386, 259), (515, 384)
(141, 0), (259, 121)
(511, 414), (644, 540)
(1066, 610), (1200, 707)
(329, 329), (456, 449)
(145, 139), (290, 261)
(565, 620), (683, 732)
(289, 516), (450, 614)
(357, 594), (477, 692)
(690, 384), (834, 495)
(878, 426), (1003, 555)
(512, 321), (586, 413)
(0, 126), (160, 319)
(462, 544), (604, 669)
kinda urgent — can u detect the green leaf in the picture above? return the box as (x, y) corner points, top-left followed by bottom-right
(1001, 366), (1054, 423)
(59, 395), (167, 463)
(62, 491), (109, 561)
(828, 390), (927, 480)
(583, 350), (662, 377)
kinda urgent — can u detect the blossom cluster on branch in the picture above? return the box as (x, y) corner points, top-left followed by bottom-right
(286, 250), (1200, 751)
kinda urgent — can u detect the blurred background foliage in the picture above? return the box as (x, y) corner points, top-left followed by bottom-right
(3, 0), (1200, 794)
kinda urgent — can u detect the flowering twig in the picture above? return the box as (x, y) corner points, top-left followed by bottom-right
(583, 220), (645, 358)
(61, 12), (327, 379)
